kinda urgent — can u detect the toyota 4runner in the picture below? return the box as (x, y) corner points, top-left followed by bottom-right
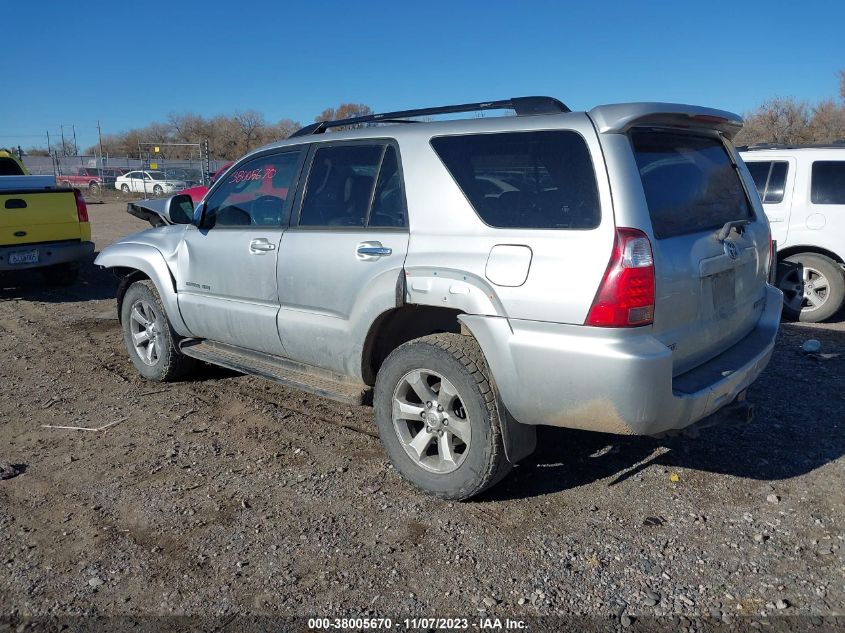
(96, 97), (781, 499)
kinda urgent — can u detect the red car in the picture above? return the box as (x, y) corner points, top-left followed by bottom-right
(179, 162), (233, 203)
(56, 167), (125, 194)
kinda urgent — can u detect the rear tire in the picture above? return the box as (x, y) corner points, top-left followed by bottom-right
(374, 333), (511, 500)
(120, 280), (195, 381)
(777, 253), (845, 323)
(41, 264), (79, 287)
(121, 184), (130, 193)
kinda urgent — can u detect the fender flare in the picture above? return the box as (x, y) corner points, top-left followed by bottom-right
(94, 243), (191, 337)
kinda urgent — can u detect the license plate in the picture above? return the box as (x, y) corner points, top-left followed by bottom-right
(712, 270), (736, 309)
(8, 249), (39, 265)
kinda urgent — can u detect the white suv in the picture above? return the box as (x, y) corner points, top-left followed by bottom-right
(740, 145), (845, 322)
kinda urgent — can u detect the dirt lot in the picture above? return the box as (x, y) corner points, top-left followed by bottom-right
(1, 202), (843, 630)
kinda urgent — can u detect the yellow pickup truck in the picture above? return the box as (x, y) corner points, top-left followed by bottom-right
(0, 150), (93, 285)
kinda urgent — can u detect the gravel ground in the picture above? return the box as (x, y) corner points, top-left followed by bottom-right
(1, 203), (843, 631)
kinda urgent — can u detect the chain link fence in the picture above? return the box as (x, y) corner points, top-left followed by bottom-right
(20, 151), (228, 197)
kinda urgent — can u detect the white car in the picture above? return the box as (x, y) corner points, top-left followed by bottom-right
(115, 170), (187, 196)
(740, 145), (845, 322)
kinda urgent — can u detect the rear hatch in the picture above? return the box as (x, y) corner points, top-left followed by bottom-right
(629, 128), (769, 376)
(0, 188), (82, 246)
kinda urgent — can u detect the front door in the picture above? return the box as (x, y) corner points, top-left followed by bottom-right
(276, 141), (410, 377)
(175, 148), (306, 355)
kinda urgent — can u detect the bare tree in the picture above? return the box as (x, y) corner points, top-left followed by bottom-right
(735, 97), (812, 146)
(808, 99), (845, 143)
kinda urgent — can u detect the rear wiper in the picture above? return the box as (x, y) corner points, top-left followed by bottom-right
(717, 219), (751, 241)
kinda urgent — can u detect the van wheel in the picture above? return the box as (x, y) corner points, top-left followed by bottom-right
(777, 253), (845, 322)
(120, 280), (195, 381)
(374, 333), (511, 500)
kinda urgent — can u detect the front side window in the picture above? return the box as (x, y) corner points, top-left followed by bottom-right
(431, 130), (600, 229)
(631, 130), (752, 239)
(203, 150), (303, 228)
(746, 160), (788, 204)
(298, 143), (406, 228)
(811, 161), (845, 204)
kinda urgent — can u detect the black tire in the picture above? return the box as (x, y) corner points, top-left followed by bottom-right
(120, 280), (195, 381)
(374, 333), (511, 500)
(121, 184), (130, 193)
(777, 253), (845, 323)
(88, 181), (100, 195)
(153, 184), (163, 196)
(41, 264), (79, 286)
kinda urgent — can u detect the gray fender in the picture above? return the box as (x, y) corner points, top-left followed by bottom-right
(95, 243), (191, 337)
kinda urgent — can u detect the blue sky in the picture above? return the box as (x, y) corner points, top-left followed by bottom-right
(1, 0), (843, 151)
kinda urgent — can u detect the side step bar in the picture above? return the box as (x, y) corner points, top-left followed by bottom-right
(180, 340), (370, 406)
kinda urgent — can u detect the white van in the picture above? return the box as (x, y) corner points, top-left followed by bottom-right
(740, 145), (845, 322)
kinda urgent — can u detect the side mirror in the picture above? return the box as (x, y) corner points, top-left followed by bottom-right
(126, 194), (194, 227)
(164, 194), (194, 224)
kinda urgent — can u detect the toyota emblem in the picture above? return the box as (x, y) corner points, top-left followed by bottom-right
(724, 241), (739, 260)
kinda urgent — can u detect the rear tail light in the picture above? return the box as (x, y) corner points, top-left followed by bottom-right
(73, 189), (89, 223)
(586, 228), (655, 327)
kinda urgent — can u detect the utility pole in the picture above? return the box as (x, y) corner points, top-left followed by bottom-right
(60, 125), (67, 157)
(72, 125), (78, 156)
(46, 130), (52, 155)
(97, 120), (105, 168)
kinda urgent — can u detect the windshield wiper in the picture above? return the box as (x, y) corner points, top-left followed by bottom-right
(717, 219), (751, 241)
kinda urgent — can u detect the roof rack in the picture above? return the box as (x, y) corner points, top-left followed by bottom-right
(290, 96), (570, 137)
(739, 141), (845, 151)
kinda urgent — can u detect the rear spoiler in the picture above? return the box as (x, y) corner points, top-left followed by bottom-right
(588, 103), (743, 140)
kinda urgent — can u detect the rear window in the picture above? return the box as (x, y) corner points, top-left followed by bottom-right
(746, 160), (788, 203)
(811, 161), (845, 204)
(631, 130), (752, 239)
(431, 131), (600, 229)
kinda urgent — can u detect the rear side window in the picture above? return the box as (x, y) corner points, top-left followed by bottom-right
(431, 131), (600, 229)
(811, 161), (845, 204)
(631, 130), (752, 239)
(746, 160), (788, 203)
(299, 143), (406, 228)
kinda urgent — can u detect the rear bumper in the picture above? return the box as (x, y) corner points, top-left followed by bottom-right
(0, 240), (94, 271)
(461, 285), (782, 436)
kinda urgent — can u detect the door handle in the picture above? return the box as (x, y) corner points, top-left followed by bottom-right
(356, 242), (392, 259)
(249, 238), (276, 253)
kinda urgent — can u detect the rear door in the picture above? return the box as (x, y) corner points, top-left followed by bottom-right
(743, 157), (795, 245)
(275, 141), (410, 376)
(630, 129), (769, 375)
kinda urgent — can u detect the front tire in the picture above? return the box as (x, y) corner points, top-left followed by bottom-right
(777, 253), (845, 323)
(88, 181), (100, 195)
(374, 333), (511, 500)
(120, 280), (195, 381)
(152, 184), (163, 196)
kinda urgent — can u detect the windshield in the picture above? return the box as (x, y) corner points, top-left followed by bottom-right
(631, 130), (752, 239)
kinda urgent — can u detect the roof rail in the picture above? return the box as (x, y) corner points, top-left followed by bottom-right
(290, 96), (570, 137)
(739, 141), (845, 151)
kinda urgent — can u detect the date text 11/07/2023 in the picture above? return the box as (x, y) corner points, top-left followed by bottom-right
(307, 617), (528, 630)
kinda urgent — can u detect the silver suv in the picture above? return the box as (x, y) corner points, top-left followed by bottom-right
(96, 97), (781, 500)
